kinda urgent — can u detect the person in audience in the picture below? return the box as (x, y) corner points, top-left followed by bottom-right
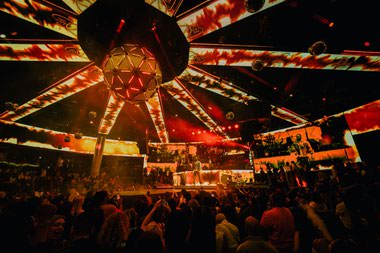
(97, 211), (130, 253)
(236, 216), (278, 253)
(215, 213), (240, 253)
(260, 190), (295, 253)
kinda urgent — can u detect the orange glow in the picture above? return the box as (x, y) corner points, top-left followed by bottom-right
(146, 92), (170, 143)
(62, 0), (97, 14)
(0, 0), (77, 38)
(177, 0), (286, 41)
(344, 100), (380, 135)
(0, 120), (140, 155)
(189, 46), (380, 72)
(98, 95), (125, 135)
(0, 44), (89, 62)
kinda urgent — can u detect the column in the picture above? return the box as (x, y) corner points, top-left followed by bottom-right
(90, 134), (106, 177)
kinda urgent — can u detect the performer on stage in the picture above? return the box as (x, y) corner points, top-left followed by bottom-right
(192, 156), (202, 185)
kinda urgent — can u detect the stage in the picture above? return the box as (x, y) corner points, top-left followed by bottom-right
(117, 183), (269, 196)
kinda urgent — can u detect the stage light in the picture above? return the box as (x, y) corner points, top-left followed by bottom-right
(226, 111), (235, 121)
(0, 34), (6, 38)
(4, 102), (18, 111)
(234, 124), (239, 129)
(364, 41), (370, 47)
(192, 132), (195, 135)
(103, 44), (162, 103)
(88, 111), (97, 119)
(74, 132), (83, 139)
(197, 131), (201, 134)
(228, 126), (232, 130)
(308, 41), (327, 56)
(244, 0), (265, 13)
(222, 127), (226, 131)
(251, 59), (265, 71)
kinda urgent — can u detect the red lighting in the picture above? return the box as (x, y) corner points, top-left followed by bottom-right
(222, 127), (226, 130)
(192, 132), (195, 135)
(364, 41), (371, 47)
(322, 97), (327, 102)
(328, 22), (334, 28)
(228, 126), (232, 129)
(234, 124), (239, 129)
(116, 19), (125, 33)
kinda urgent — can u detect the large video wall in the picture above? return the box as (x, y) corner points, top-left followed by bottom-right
(251, 113), (361, 171)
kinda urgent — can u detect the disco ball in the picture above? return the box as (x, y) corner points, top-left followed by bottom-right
(226, 111), (235, 121)
(88, 111), (97, 119)
(74, 132), (83, 139)
(244, 0), (265, 13)
(251, 59), (265, 71)
(308, 41), (327, 56)
(103, 44), (162, 103)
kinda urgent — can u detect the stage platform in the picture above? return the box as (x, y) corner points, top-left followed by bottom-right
(118, 183), (269, 196)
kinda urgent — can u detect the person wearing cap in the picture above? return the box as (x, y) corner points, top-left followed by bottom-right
(215, 213), (240, 253)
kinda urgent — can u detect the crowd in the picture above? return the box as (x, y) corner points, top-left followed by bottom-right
(0, 159), (378, 253)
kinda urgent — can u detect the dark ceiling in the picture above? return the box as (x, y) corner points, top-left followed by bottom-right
(0, 0), (379, 143)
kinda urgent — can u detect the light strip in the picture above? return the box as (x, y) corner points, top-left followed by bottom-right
(145, 0), (183, 17)
(189, 45), (380, 72)
(0, 64), (103, 121)
(177, 0), (286, 41)
(0, 120), (140, 155)
(146, 90), (169, 143)
(0, 0), (78, 39)
(0, 43), (89, 61)
(181, 65), (308, 124)
(98, 94), (125, 135)
(62, 0), (96, 14)
(162, 78), (229, 138)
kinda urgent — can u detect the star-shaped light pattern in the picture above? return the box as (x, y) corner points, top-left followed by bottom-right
(1, 0), (379, 154)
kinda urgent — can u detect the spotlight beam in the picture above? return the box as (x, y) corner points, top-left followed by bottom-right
(162, 78), (229, 139)
(181, 65), (308, 125)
